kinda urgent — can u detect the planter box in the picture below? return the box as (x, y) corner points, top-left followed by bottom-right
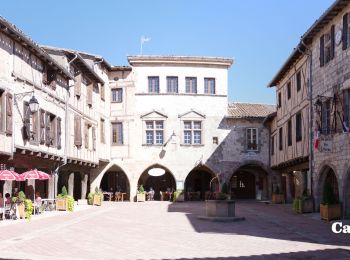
(137, 193), (145, 202)
(56, 198), (68, 211)
(93, 195), (102, 206)
(175, 192), (185, 202)
(206, 200), (235, 218)
(272, 194), (285, 204)
(320, 203), (341, 221)
(18, 203), (26, 219)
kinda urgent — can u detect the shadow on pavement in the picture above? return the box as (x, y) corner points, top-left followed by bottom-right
(168, 200), (350, 247)
(161, 248), (350, 259)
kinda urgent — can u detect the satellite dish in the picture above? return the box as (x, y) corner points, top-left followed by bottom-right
(148, 168), (165, 177)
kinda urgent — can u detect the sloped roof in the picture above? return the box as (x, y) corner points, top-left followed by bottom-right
(227, 102), (276, 119)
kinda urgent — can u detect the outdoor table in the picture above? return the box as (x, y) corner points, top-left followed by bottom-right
(103, 192), (113, 201)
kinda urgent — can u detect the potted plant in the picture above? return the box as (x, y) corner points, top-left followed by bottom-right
(25, 199), (33, 220)
(272, 186), (284, 204)
(320, 181), (341, 221)
(136, 185), (145, 202)
(172, 190), (185, 202)
(16, 191), (26, 219)
(93, 187), (103, 206)
(56, 186), (75, 211)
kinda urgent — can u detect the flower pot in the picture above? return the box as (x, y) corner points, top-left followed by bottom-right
(56, 198), (68, 211)
(272, 194), (285, 204)
(137, 193), (145, 202)
(320, 203), (341, 221)
(18, 203), (26, 219)
(93, 194), (102, 206)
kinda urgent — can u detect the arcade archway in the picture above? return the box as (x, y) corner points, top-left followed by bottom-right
(138, 165), (176, 201)
(230, 164), (268, 200)
(317, 165), (339, 207)
(185, 166), (217, 200)
(100, 165), (130, 201)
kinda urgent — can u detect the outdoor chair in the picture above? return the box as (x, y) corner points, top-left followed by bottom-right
(115, 192), (122, 202)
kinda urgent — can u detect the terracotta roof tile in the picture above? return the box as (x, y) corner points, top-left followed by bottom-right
(227, 102), (276, 119)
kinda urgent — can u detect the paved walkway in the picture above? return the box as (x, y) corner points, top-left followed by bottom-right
(0, 201), (349, 260)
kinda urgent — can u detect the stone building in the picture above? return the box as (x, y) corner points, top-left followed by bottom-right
(0, 16), (275, 202)
(267, 0), (350, 216)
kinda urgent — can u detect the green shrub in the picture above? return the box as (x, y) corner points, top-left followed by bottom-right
(61, 186), (68, 197)
(25, 199), (33, 220)
(66, 195), (75, 212)
(322, 181), (338, 205)
(87, 192), (94, 205)
(18, 191), (26, 202)
(138, 185), (145, 194)
(293, 197), (301, 213)
(172, 190), (184, 202)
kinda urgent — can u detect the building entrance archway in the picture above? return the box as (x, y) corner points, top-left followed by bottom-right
(184, 166), (217, 200)
(318, 165), (339, 208)
(100, 165), (130, 201)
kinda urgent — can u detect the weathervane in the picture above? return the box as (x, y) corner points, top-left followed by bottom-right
(140, 35), (151, 55)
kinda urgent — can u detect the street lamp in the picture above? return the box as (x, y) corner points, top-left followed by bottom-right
(14, 91), (40, 121)
(163, 131), (176, 147)
(28, 95), (39, 113)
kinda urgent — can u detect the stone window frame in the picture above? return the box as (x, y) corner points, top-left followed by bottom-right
(111, 121), (123, 145)
(246, 127), (258, 151)
(143, 120), (164, 145)
(166, 76), (178, 94)
(111, 88), (123, 103)
(182, 120), (203, 146)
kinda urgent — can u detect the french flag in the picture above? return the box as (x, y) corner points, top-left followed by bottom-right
(314, 130), (320, 150)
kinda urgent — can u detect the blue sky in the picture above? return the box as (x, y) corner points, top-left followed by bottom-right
(2, 0), (334, 104)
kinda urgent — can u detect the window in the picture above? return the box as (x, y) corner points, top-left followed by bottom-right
(47, 113), (56, 147)
(204, 78), (215, 94)
(145, 121), (163, 145)
(279, 127), (283, 151)
(100, 84), (105, 100)
(186, 77), (197, 94)
(111, 88), (123, 103)
(246, 128), (258, 151)
(271, 135), (275, 155)
(320, 25), (335, 66)
(278, 92), (282, 108)
(321, 101), (331, 135)
(342, 13), (350, 50)
(287, 82), (291, 100)
(213, 137), (218, 144)
(148, 76), (159, 93)
(100, 118), (105, 143)
(183, 121), (202, 145)
(287, 120), (292, 146)
(296, 112), (302, 142)
(167, 76), (178, 94)
(112, 122), (123, 145)
(296, 72), (301, 92)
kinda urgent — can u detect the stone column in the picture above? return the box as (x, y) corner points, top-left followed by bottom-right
(285, 174), (292, 203)
(48, 175), (55, 199)
(68, 172), (74, 196)
(54, 172), (59, 198)
(81, 173), (88, 200)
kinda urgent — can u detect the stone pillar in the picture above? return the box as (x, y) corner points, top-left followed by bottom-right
(285, 174), (292, 203)
(54, 172), (59, 198)
(68, 172), (74, 196)
(81, 173), (88, 199)
(48, 175), (55, 199)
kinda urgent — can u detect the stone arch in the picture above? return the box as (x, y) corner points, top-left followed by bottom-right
(229, 162), (269, 200)
(184, 164), (218, 200)
(343, 167), (350, 217)
(138, 164), (176, 201)
(316, 164), (340, 211)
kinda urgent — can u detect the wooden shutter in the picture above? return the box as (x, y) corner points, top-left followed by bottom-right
(87, 83), (93, 106)
(45, 113), (51, 146)
(330, 25), (335, 60)
(5, 93), (12, 135)
(92, 126), (96, 151)
(32, 111), (38, 142)
(74, 74), (82, 97)
(343, 14), (348, 50)
(74, 115), (82, 147)
(40, 109), (45, 144)
(23, 102), (30, 140)
(84, 123), (89, 149)
(57, 117), (62, 149)
(100, 84), (105, 100)
(320, 35), (325, 67)
(42, 65), (48, 84)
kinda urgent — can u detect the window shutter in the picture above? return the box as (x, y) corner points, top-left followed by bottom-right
(42, 65), (48, 84)
(23, 102), (30, 140)
(343, 14), (348, 50)
(74, 74), (82, 97)
(5, 93), (12, 135)
(87, 84), (93, 106)
(32, 111), (38, 142)
(330, 25), (335, 60)
(320, 35), (325, 67)
(57, 117), (62, 149)
(92, 126), (96, 151)
(74, 115), (82, 147)
(40, 109), (45, 144)
(45, 113), (51, 146)
(84, 123), (89, 149)
(100, 84), (105, 100)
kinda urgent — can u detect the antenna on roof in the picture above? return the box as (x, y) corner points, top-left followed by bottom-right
(140, 35), (151, 55)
